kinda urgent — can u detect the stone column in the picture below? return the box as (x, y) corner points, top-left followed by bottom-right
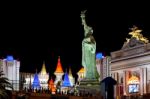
(123, 71), (126, 96)
(114, 72), (118, 98)
(123, 70), (129, 96)
(143, 68), (147, 94)
(111, 72), (115, 79)
(126, 71), (130, 95)
(140, 68), (144, 95)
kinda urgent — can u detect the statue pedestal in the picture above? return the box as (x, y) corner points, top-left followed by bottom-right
(77, 79), (100, 96)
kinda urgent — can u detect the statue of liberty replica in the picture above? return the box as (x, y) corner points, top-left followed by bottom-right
(77, 10), (100, 95)
(81, 10), (99, 80)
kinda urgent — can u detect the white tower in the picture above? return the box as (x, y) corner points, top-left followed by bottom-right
(0, 56), (20, 91)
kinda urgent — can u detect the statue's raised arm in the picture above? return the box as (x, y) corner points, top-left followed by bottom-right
(80, 10), (93, 37)
(80, 10), (87, 26)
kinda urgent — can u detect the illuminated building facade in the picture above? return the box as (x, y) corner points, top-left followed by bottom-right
(20, 56), (75, 90)
(96, 53), (111, 81)
(0, 56), (20, 91)
(110, 26), (150, 96)
(20, 72), (34, 89)
(21, 62), (49, 89)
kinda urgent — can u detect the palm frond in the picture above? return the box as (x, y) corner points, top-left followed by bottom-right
(0, 71), (13, 98)
(0, 89), (9, 98)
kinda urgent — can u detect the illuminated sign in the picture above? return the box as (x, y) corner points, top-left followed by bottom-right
(129, 84), (139, 93)
(128, 75), (140, 93)
(128, 75), (139, 84)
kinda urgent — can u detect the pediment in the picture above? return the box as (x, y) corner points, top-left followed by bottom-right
(122, 37), (145, 50)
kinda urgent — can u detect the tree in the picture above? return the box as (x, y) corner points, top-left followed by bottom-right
(0, 71), (12, 99)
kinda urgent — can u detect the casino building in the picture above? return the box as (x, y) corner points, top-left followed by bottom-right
(0, 56), (20, 91)
(110, 26), (150, 96)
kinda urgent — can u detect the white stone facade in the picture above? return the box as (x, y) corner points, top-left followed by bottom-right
(0, 56), (20, 91)
(111, 37), (150, 96)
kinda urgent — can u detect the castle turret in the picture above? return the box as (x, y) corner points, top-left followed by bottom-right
(54, 56), (64, 86)
(32, 70), (41, 90)
(77, 67), (84, 82)
(68, 66), (75, 86)
(40, 61), (47, 75)
(38, 62), (49, 89)
(62, 70), (71, 87)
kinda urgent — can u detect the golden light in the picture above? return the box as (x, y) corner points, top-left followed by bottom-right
(127, 75), (140, 85)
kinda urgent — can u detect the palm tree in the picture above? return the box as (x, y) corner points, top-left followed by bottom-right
(0, 71), (12, 99)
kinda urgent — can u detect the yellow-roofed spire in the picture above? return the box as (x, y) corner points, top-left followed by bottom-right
(40, 61), (47, 75)
(78, 67), (84, 73)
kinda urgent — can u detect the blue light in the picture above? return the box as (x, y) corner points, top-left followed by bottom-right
(32, 73), (41, 89)
(62, 72), (71, 87)
(6, 56), (14, 61)
(96, 53), (103, 59)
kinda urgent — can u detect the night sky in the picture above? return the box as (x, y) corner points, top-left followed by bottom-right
(0, 1), (150, 78)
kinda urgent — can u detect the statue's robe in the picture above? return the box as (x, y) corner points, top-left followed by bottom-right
(82, 36), (98, 79)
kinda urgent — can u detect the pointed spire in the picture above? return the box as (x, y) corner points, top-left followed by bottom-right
(68, 66), (75, 86)
(78, 67), (84, 73)
(32, 70), (41, 89)
(54, 56), (64, 73)
(62, 70), (71, 87)
(40, 61), (47, 75)
(69, 66), (73, 77)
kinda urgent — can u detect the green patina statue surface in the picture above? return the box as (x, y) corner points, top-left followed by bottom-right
(81, 10), (99, 80)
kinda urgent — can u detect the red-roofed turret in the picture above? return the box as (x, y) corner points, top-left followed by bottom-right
(54, 56), (64, 86)
(54, 56), (64, 73)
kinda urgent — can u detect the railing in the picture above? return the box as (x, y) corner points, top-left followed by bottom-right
(12, 92), (103, 99)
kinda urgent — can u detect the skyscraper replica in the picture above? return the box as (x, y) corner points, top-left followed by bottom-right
(0, 56), (20, 91)
(110, 26), (150, 96)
